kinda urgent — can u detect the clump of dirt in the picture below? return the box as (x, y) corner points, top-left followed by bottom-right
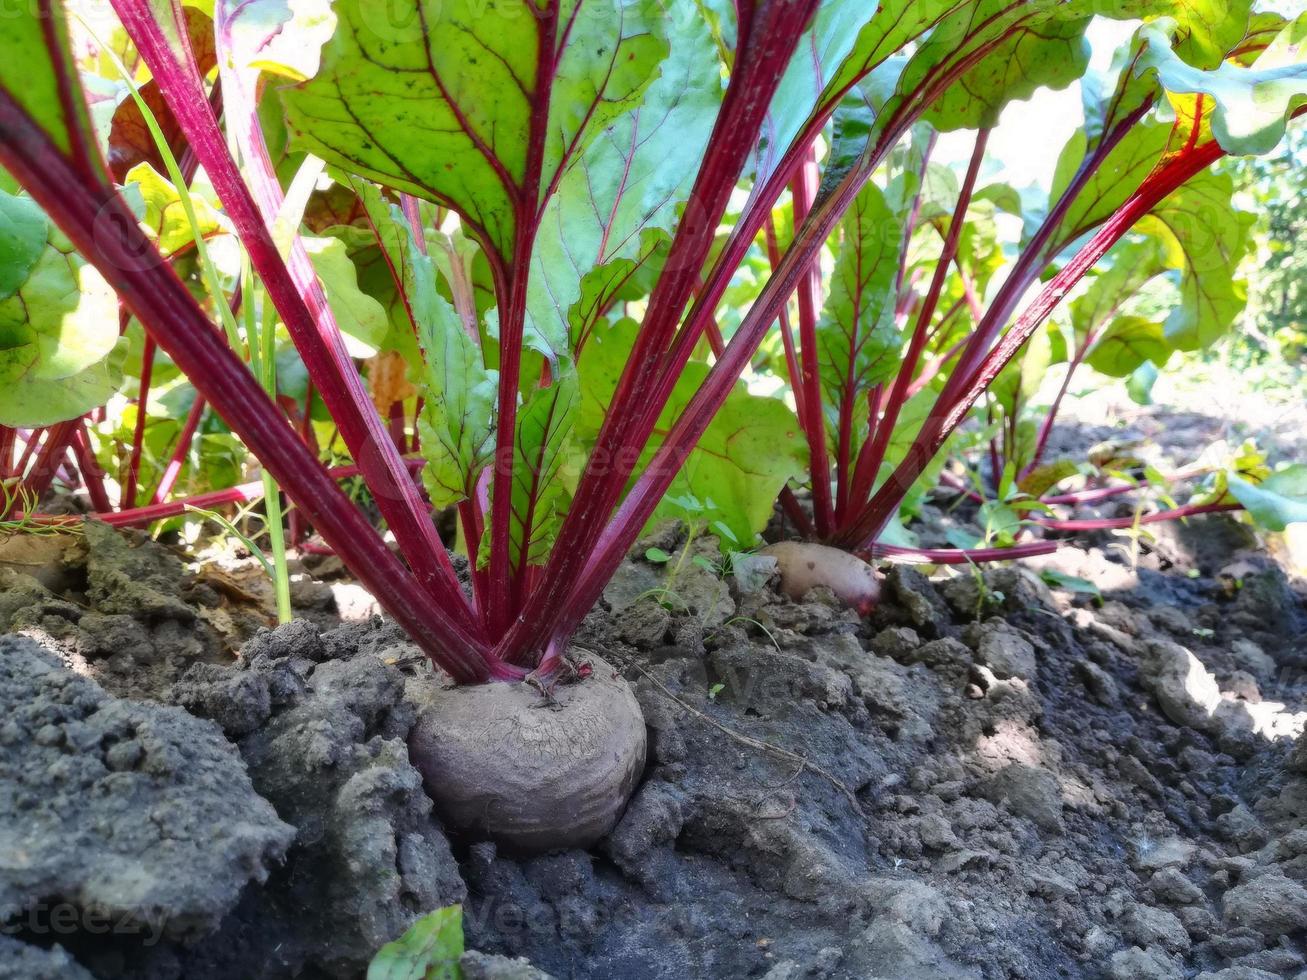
(209, 626), (468, 979)
(1, 616), (467, 979)
(1, 516), (1305, 978)
(0, 934), (95, 980)
(0, 635), (293, 945)
(0, 520), (352, 702)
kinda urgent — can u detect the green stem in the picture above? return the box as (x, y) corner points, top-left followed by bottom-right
(244, 269), (292, 622)
(98, 9), (289, 621)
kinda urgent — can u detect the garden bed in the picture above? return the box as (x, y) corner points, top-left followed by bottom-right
(1, 508), (1304, 979)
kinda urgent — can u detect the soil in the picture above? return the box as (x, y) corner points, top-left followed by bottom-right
(2, 504), (1306, 978)
(1048, 357), (1307, 473)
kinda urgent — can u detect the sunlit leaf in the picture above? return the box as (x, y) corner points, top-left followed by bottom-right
(1068, 237), (1168, 343)
(1085, 315), (1170, 377)
(921, 2), (1092, 131)
(816, 180), (902, 438)
(755, 0), (949, 189)
(578, 319), (804, 546)
(1050, 122), (1172, 247)
(0, 224), (126, 425)
(1227, 465), (1307, 532)
(1139, 18), (1307, 157)
(303, 235), (389, 357)
(1135, 170), (1253, 351)
(0, 0), (106, 181)
(124, 162), (223, 257)
(282, 0), (670, 266)
(217, 0), (336, 84)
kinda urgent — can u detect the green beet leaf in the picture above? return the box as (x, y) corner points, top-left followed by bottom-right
(366, 904), (464, 980)
(1135, 170), (1254, 351)
(816, 180), (902, 445)
(992, 322), (1066, 418)
(1078, 28), (1163, 154)
(756, 0), (948, 189)
(1085, 315), (1170, 377)
(488, 375), (580, 570)
(373, 204), (500, 512)
(124, 163), (223, 258)
(1018, 459), (1081, 499)
(0, 2), (105, 180)
(1109, 0), (1250, 70)
(0, 224), (126, 426)
(1126, 360), (1160, 405)
(528, 0), (719, 366)
(1227, 465), (1307, 532)
(1068, 237), (1168, 345)
(1138, 17), (1307, 157)
(921, 3), (1092, 132)
(578, 319), (805, 547)
(282, 0), (670, 267)
(567, 230), (670, 358)
(303, 235), (390, 357)
(0, 189), (47, 299)
(874, 387), (952, 519)
(1049, 122), (1172, 250)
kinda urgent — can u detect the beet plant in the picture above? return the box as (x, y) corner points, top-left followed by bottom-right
(0, 0), (1303, 848)
(748, 9), (1307, 594)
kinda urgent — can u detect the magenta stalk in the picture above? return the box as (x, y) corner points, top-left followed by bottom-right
(0, 79), (503, 683)
(151, 394), (207, 504)
(114, 0), (479, 636)
(1035, 502), (1241, 532)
